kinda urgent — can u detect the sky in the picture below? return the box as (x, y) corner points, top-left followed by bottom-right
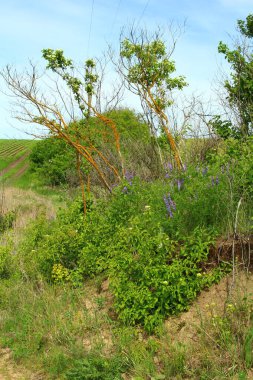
(0, 0), (252, 138)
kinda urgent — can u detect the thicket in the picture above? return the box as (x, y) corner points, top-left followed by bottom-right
(15, 135), (253, 333)
(29, 138), (76, 186)
(29, 109), (158, 188)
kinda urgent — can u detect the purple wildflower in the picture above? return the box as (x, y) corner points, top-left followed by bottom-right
(163, 193), (176, 218)
(211, 176), (219, 186)
(182, 164), (187, 172)
(177, 178), (184, 191)
(124, 171), (134, 185)
(202, 167), (208, 176)
(170, 199), (176, 211)
(122, 186), (128, 194)
(125, 171), (134, 180)
(164, 162), (173, 172)
(165, 173), (170, 179)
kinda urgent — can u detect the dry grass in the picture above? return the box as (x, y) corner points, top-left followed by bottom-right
(0, 186), (58, 250)
(0, 186), (56, 221)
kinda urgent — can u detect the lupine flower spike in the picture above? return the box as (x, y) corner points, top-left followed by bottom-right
(163, 193), (176, 218)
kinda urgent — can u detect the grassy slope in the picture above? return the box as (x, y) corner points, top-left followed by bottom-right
(0, 185), (252, 379)
(0, 140), (252, 379)
(0, 139), (37, 178)
(0, 260), (252, 379)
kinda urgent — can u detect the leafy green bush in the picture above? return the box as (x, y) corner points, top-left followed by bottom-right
(0, 244), (13, 279)
(109, 225), (220, 332)
(209, 137), (253, 232)
(18, 172), (234, 331)
(18, 199), (87, 282)
(19, 149), (253, 331)
(29, 137), (77, 186)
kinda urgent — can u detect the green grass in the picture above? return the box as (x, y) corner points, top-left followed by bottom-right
(0, 139), (72, 200)
(1, 156), (29, 180)
(0, 270), (252, 379)
(0, 140), (41, 189)
(0, 139), (36, 150)
(0, 139), (37, 172)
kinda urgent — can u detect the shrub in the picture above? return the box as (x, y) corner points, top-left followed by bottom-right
(18, 200), (86, 282)
(29, 137), (77, 186)
(0, 244), (13, 279)
(65, 355), (126, 380)
(17, 166), (241, 331)
(0, 210), (16, 233)
(109, 225), (220, 332)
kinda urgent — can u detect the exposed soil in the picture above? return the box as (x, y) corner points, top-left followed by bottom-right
(214, 235), (253, 270)
(164, 271), (253, 343)
(0, 348), (42, 380)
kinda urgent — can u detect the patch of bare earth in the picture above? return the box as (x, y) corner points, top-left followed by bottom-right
(81, 279), (114, 356)
(164, 271), (253, 379)
(165, 272), (253, 343)
(0, 348), (44, 380)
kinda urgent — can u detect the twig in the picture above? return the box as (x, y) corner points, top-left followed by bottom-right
(230, 197), (243, 291)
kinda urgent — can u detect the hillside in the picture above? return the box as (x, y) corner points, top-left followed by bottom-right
(0, 161), (252, 379)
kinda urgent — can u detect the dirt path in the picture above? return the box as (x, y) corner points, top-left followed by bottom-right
(12, 163), (29, 179)
(0, 152), (30, 177)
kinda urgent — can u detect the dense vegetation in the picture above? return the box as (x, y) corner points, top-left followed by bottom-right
(0, 13), (252, 380)
(21, 135), (253, 331)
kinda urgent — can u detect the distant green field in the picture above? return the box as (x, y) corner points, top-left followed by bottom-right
(0, 139), (36, 169)
(0, 139), (36, 185)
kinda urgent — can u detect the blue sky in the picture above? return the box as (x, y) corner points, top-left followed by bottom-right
(0, 0), (252, 138)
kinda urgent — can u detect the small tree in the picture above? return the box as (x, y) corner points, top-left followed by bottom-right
(119, 28), (187, 168)
(216, 14), (253, 138)
(1, 51), (125, 207)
